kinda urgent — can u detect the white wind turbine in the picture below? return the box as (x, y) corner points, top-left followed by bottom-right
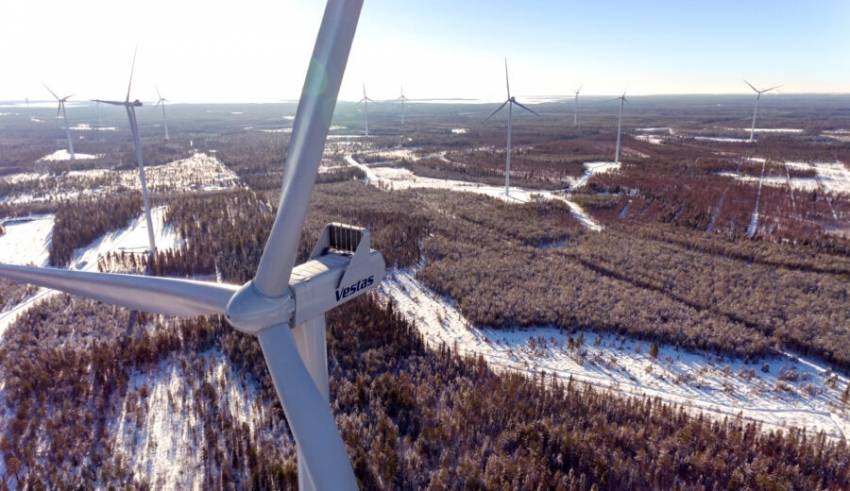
(358, 83), (374, 136)
(0, 1), (370, 489)
(745, 80), (780, 142)
(43, 84), (75, 160)
(485, 58), (540, 197)
(397, 86), (409, 126)
(612, 92), (628, 164)
(93, 50), (157, 257)
(154, 86), (170, 140)
(573, 86), (582, 127)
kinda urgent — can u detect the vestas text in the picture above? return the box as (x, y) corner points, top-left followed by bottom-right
(335, 276), (375, 302)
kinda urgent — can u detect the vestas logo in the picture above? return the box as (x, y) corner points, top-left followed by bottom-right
(335, 276), (375, 302)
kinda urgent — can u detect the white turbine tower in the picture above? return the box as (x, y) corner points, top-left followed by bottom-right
(93, 51), (157, 257)
(573, 86), (582, 127)
(358, 83), (374, 136)
(485, 58), (540, 197)
(43, 85), (75, 160)
(612, 92), (628, 164)
(745, 80), (780, 142)
(397, 86), (409, 126)
(154, 86), (170, 140)
(0, 1), (370, 489)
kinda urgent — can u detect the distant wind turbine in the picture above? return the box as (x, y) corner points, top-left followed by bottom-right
(0, 1), (372, 488)
(485, 58), (540, 197)
(573, 86), (582, 127)
(43, 84), (75, 160)
(397, 86), (409, 126)
(612, 92), (628, 164)
(154, 86), (170, 140)
(93, 50), (157, 257)
(745, 80), (780, 142)
(358, 83), (375, 136)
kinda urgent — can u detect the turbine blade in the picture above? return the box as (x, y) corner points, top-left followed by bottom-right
(257, 324), (357, 490)
(744, 80), (759, 93)
(156, 85), (162, 100)
(504, 58), (511, 98)
(43, 84), (60, 100)
(763, 85), (782, 93)
(0, 264), (237, 317)
(484, 100), (509, 121)
(126, 47), (138, 102)
(253, 0), (363, 297)
(512, 100), (540, 117)
(93, 99), (127, 107)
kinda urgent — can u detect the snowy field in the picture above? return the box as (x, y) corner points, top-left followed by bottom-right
(111, 349), (267, 489)
(719, 161), (850, 195)
(1, 153), (241, 204)
(345, 153), (618, 231)
(380, 267), (850, 440)
(39, 149), (102, 161)
(0, 215), (54, 266)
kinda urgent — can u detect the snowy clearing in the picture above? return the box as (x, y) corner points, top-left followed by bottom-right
(380, 268), (850, 440)
(39, 149), (102, 161)
(694, 136), (751, 143)
(0, 215), (53, 266)
(720, 161), (850, 195)
(451, 128), (468, 134)
(69, 123), (117, 131)
(740, 128), (804, 134)
(634, 134), (664, 145)
(345, 154), (605, 231)
(111, 350), (266, 490)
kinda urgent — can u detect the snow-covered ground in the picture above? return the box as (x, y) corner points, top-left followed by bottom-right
(39, 149), (102, 161)
(720, 161), (850, 195)
(111, 350), (264, 489)
(451, 128), (468, 134)
(635, 134), (664, 145)
(694, 136), (751, 143)
(0, 215), (54, 266)
(0, 206), (182, 340)
(380, 268), (850, 440)
(570, 161), (620, 190)
(345, 154), (607, 231)
(69, 123), (117, 131)
(739, 128), (804, 134)
(1, 153), (241, 204)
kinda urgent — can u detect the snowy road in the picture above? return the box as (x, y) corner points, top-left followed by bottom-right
(380, 267), (850, 440)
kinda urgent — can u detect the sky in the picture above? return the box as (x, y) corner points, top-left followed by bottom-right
(1, 0), (848, 103)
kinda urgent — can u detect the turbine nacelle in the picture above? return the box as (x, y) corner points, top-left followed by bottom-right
(226, 223), (385, 335)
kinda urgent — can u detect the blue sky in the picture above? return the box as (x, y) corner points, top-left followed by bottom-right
(1, 0), (847, 102)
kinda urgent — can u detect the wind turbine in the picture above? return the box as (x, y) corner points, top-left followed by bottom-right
(358, 83), (374, 136)
(43, 84), (75, 160)
(484, 58), (540, 197)
(0, 1), (370, 489)
(612, 92), (628, 164)
(397, 86), (409, 126)
(745, 80), (780, 142)
(154, 86), (170, 140)
(573, 86), (581, 127)
(93, 51), (157, 257)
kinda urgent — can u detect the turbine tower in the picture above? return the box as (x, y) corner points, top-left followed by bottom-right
(358, 83), (374, 136)
(154, 86), (170, 140)
(43, 85), (75, 160)
(93, 50), (157, 257)
(397, 86), (409, 126)
(745, 80), (780, 142)
(573, 86), (581, 127)
(0, 1), (370, 489)
(613, 92), (628, 164)
(484, 58), (540, 197)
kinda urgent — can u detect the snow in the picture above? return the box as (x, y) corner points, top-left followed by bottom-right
(1, 153), (241, 204)
(380, 268), (850, 440)
(345, 154), (605, 230)
(69, 123), (117, 131)
(637, 127), (673, 133)
(571, 161), (621, 190)
(0, 215), (54, 266)
(39, 149), (102, 161)
(694, 136), (751, 143)
(720, 161), (850, 195)
(747, 159), (767, 237)
(260, 128), (292, 134)
(111, 350), (264, 489)
(451, 128), (468, 134)
(0, 207), (182, 340)
(744, 128), (804, 134)
(635, 134), (663, 145)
